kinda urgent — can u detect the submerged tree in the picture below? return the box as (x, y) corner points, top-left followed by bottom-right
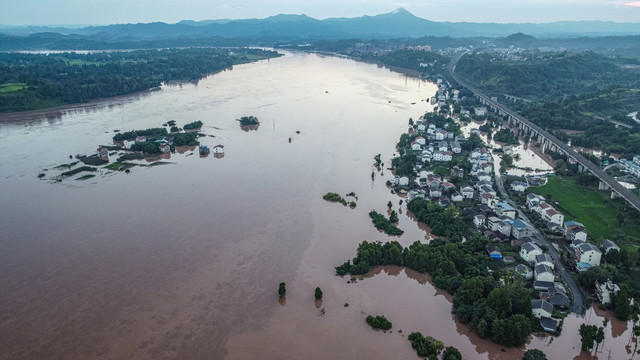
(315, 287), (323, 300)
(278, 282), (286, 297)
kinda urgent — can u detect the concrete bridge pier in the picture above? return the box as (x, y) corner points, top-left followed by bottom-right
(599, 181), (611, 191)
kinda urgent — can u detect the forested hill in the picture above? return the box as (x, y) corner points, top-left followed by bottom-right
(0, 48), (280, 113)
(455, 52), (640, 101)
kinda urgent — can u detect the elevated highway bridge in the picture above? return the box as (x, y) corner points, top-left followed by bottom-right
(450, 62), (640, 212)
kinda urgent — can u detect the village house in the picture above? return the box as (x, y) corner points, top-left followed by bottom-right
(547, 284), (570, 308)
(494, 201), (517, 219)
(411, 141), (422, 151)
(415, 136), (426, 145)
(429, 183), (442, 198)
(461, 186), (475, 199)
(487, 216), (501, 231)
(510, 181), (529, 193)
(540, 317), (559, 333)
(97, 147), (109, 159)
(602, 239), (621, 254)
(564, 220), (585, 239)
(159, 144), (170, 153)
(481, 193), (496, 207)
(531, 299), (554, 319)
(477, 173), (492, 182)
(520, 242), (543, 262)
(496, 219), (512, 238)
(535, 253), (554, 269)
(595, 280), (620, 304)
(526, 193), (545, 209)
(397, 176), (409, 186)
(479, 185), (496, 197)
(486, 246), (503, 260)
(135, 135), (147, 143)
(534, 264), (555, 282)
(123, 139), (135, 149)
(435, 130), (447, 140)
(451, 141), (462, 154)
(511, 219), (534, 239)
(438, 141), (449, 152)
(451, 166), (464, 178)
(474, 107), (488, 117)
(213, 145), (225, 154)
(515, 264), (533, 279)
(543, 208), (564, 227)
(451, 192), (463, 202)
(473, 214), (486, 228)
(576, 243), (602, 267)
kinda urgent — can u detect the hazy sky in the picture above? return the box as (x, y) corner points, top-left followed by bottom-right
(2, 0), (640, 26)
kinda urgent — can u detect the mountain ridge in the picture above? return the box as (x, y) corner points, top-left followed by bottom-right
(1, 8), (639, 40)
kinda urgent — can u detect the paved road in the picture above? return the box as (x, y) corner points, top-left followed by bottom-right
(450, 61), (640, 212)
(494, 170), (585, 315)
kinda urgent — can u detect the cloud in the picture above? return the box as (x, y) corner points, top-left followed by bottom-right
(624, 1), (640, 6)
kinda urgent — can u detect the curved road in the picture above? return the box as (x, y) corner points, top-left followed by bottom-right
(450, 60), (640, 212)
(494, 170), (585, 315)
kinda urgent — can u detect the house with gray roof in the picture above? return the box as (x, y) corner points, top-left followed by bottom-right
(520, 242), (543, 262)
(531, 299), (554, 319)
(603, 239), (621, 254)
(535, 253), (554, 269)
(534, 264), (555, 282)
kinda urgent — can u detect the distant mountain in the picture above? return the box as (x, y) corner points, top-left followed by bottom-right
(1, 9), (639, 41)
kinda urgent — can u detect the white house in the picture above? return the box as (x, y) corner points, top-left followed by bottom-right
(435, 130), (447, 140)
(411, 142), (422, 151)
(417, 124), (426, 131)
(123, 139), (136, 149)
(213, 145), (225, 154)
(543, 208), (565, 227)
(576, 243), (602, 267)
(461, 186), (475, 199)
(135, 135), (146, 143)
(97, 147), (109, 159)
(451, 192), (463, 202)
(451, 141), (462, 154)
(520, 242), (543, 262)
(531, 299), (554, 319)
(515, 264), (533, 279)
(510, 181), (529, 193)
(397, 176), (410, 186)
(495, 201), (517, 219)
(487, 216), (501, 231)
(603, 240), (621, 254)
(438, 141), (449, 152)
(535, 253), (554, 269)
(473, 215), (486, 228)
(535, 264), (555, 282)
(159, 144), (170, 153)
(526, 193), (545, 209)
(415, 136), (426, 145)
(596, 280), (620, 304)
(481, 193), (496, 207)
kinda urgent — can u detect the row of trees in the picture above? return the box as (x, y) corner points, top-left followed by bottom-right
(0, 48), (280, 112)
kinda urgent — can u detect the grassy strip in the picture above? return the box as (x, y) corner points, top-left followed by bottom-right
(61, 166), (97, 177)
(530, 176), (640, 239)
(76, 174), (96, 180)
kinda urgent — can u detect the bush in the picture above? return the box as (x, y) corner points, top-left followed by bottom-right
(366, 315), (392, 330)
(278, 282), (286, 297)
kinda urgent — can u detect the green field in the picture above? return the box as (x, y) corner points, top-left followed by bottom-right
(0, 82), (27, 93)
(531, 176), (640, 240)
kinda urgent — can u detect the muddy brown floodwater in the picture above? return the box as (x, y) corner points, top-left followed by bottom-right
(0, 51), (633, 360)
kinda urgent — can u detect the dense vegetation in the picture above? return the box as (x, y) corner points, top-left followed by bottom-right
(323, 192), (348, 206)
(364, 50), (450, 80)
(455, 52), (640, 101)
(407, 332), (444, 358)
(113, 128), (168, 142)
(365, 315), (392, 330)
(183, 121), (203, 130)
(334, 238), (535, 347)
(238, 116), (260, 126)
(406, 198), (469, 242)
(493, 128), (519, 145)
(368, 210), (404, 236)
(0, 48), (281, 112)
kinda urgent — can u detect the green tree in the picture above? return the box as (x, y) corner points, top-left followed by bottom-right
(579, 323), (597, 351)
(595, 326), (605, 352)
(442, 346), (462, 360)
(387, 200), (393, 210)
(315, 287), (323, 300)
(614, 287), (631, 321)
(605, 248), (622, 265)
(522, 349), (548, 360)
(389, 210), (399, 223)
(278, 282), (286, 297)
(487, 286), (512, 318)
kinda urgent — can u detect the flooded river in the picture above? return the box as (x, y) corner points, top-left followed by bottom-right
(0, 52), (632, 359)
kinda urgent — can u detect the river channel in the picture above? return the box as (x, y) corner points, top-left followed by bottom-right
(0, 51), (633, 359)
